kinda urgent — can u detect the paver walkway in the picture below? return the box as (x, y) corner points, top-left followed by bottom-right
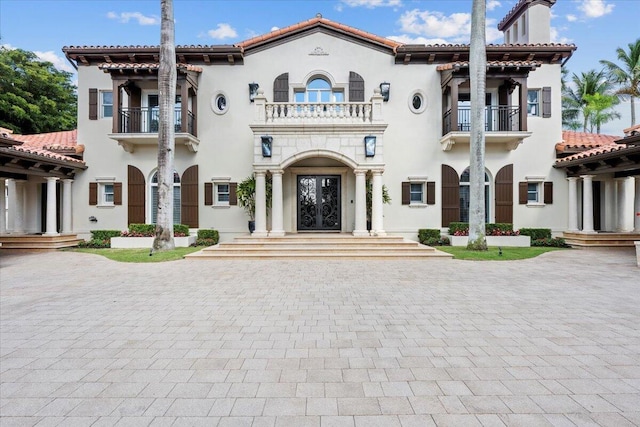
(1, 248), (639, 426)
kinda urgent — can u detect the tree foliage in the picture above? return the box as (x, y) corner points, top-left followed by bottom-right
(562, 69), (618, 133)
(583, 93), (621, 134)
(0, 47), (76, 134)
(600, 38), (640, 127)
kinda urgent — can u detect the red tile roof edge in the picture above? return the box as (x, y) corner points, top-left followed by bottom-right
(555, 143), (627, 163)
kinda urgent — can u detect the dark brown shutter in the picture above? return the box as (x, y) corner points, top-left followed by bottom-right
(273, 73), (289, 102)
(204, 182), (213, 206)
(494, 164), (513, 223)
(113, 182), (122, 206)
(229, 182), (238, 206)
(349, 71), (365, 102)
(518, 182), (528, 205)
(89, 182), (97, 205)
(127, 165), (145, 225)
(542, 86), (551, 118)
(181, 165), (199, 228)
(89, 88), (98, 120)
(401, 182), (410, 205)
(441, 164), (460, 227)
(426, 181), (436, 205)
(544, 181), (553, 204)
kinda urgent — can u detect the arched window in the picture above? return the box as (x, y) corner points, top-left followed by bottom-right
(295, 78), (344, 103)
(150, 170), (181, 224)
(459, 167), (490, 223)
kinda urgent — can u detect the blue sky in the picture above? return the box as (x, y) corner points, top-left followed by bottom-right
(1, 0), (638, 134)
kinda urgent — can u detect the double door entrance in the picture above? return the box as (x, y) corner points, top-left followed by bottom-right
(297, 175), (341, 231)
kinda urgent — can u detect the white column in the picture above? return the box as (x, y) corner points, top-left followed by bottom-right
(353, 170), (368, 236)
(0, 179), (6, 234)
(581, 175), (594, 233)
(61, 179), (73, 234)
(635, 177), (640, 232)
(567, 177), (579, 232)
(10, 180), (26, 234)
(253, 171), (268, 237)
(45, 177), (59, 236)
(269, 170), (285, 237)
(370, 170), (386, 236)
(604, 180), (617, 231)
(618, 176), (635, 232)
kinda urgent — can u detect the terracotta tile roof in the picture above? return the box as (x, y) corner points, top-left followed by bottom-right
(236, 15), (401, 50)
(623, 124), (640, 136)
(555, 143), (626, 164)
(555, 130), (620, 153)
(436, 60), (541, 71)
(4, 130), (85, 164)
(98, 63), (203, 73)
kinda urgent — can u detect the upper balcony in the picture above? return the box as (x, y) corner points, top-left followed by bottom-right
(441, 105), (531, 151)
(110, 107), (198, 153)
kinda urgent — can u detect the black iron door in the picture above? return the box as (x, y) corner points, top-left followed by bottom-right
(297, 175), (341, 231)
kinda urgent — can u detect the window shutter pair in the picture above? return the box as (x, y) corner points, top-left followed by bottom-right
(518, 181), (553, 204)
(401, 181), (435, 205)
(205, 182), (237, 206)
(88, 182), (122, 205)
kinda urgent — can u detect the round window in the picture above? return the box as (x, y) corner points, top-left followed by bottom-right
(408, 90), (427, 114)
(211, 92), (229, 115)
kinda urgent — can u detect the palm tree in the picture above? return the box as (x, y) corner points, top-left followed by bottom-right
(467, 0), (487, 251)
(600, 38), (640, 127)
(561, 67), (581, 130)
(152, 0), (177, 252)
(562, 69), (617, 132)
(583, 93), (621, 134)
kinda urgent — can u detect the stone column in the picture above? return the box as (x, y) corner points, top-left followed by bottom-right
(253, 171), (268, 237)
(581, 175), (594, 233)
(353, 169), (368, 236)
(0, 179), (6, 234)
(45, 177), (59, 236)
(603, 180), (617, 231)
(618, 176), (635, 232)
(270, 170), (285, 237)
(370, 170), (386, 236)
(635, 177), (640, 232)
(61, 179), (73, 234)
(567, 177), (579, 232)
(9, 180), (26, 234)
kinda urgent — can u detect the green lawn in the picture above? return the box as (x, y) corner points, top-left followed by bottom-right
(69, 246), (203, 263)
(436, 246), (566, 260)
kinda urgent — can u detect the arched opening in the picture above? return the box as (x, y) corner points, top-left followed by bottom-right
(150, 170), (181, 224)
(295, 77), (344, 103)
(459, 167), (490, 223)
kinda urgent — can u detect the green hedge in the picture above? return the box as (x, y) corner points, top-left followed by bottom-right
(90, 230), (122, 240)
(531, 237), (569, 247)
(518, 228), (552, 240)
(418, 229), (440, 242)
(197, 229), (219, 242)
(127, 223), (189, 237)
(173, 224), (189, 236)
(78, 239), (111, 248)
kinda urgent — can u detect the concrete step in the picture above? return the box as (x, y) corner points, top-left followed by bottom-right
(186, 234), (452, 260)
(562, 232), (640, 247)
(0, 234), (83, 249)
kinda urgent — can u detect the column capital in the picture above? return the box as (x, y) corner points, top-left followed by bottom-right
(269, 169), (284, 176)
(46, 176), (59, 182)
(354, 169), (368, 176)
(567, 176), (579, 182)
(580, 174), (595, 180)
(370, 169), (384, 176)
(61, 178), (74, 183)
(254, 170), (267, 177)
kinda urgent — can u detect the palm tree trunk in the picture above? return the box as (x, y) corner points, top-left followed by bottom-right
(467, 0), (487, 250)
(632, 95), (636, 126)
(152, 0), (176, 252)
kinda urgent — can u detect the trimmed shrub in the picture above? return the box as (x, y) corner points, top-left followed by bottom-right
(531, 237), (569, 247)
(448, 222), (516, 236)
(173, 224), (189, 237)
(448, 222), (469, 235)
(91, 230), (122, 240)
(422, 236), (451, 246)
(418, 229), (440, 243)
(123, 223), (189, 237)
(198, 229), (219, 243)
(519, 228), (552, 240)
(78, 239), (111, 248)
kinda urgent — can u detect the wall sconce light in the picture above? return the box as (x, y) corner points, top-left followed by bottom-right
(261, 135), (272, 157)
(379, 82), (390, 102)
(89, 216), (98, 223)
(249, 83), (260, 102)
(364, 135), (376, 157)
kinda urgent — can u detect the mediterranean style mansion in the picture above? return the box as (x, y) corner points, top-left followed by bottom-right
(1, 0), (639, 248)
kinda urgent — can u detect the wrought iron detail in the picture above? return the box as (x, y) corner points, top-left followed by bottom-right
(297, 175), (341, 231)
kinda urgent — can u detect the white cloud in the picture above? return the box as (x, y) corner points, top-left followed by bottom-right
(207, 23), (238, 40)
(341, 0), (402, 8)
(577, 0), (614, 18)
(387, 34), (450, 45)
(487, 1), (501, 11)
(1, 43), (16, 50)
(566, 14), (578, 22)
(396, 9), (502, 44)
(107, 11), (159, 25)
(270, 26), (280, 32)
(550, 27), (573, 44)
(34, 50), (76, 73)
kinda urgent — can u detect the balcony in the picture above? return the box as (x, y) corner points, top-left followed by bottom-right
(440, 105), (532, 151)
(108, 107), (199, 153)
(264, 102), (373, 124)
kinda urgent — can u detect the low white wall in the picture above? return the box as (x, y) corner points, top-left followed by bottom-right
(111, 236), (196, 248)
(450, 235), (531, 247)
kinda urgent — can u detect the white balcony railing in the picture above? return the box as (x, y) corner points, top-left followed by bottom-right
(252, 88), (385, 125)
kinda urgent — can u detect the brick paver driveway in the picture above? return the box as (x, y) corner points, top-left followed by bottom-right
(1, 248), (639, 426)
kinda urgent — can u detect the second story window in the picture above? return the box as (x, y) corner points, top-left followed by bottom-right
(295, 78), (344, 103)
(527, 89), (540, 116)
(101, 91), (113, 118)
